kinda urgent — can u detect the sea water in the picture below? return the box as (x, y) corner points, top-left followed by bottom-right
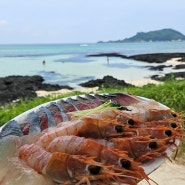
(0, 42), (185, 88)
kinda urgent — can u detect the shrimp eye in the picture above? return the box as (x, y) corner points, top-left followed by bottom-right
(149, 142), (158, 149)
(120, 159), (131, 169)
(171, 113), (177, 117)
(88, 165), (101, 175)
(128, 119), (135, 126)
(165, 130), (172, 136)
(170, 122), (177, 128)
(115, 125), (124, 133)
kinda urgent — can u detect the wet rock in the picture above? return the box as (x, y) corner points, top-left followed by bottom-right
(86, 52), (127, 59)
(173, 64), (185, 69)
(151, 72), (185, 81)
(128, 53), (185, 63)
(177, 56), (185, 62)
(87, 52), (185, 64)
(148, 65), (172, 71)
(79, 75), (134, 89)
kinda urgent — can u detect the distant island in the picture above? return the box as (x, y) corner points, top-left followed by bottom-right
(98, 29), (185, 43)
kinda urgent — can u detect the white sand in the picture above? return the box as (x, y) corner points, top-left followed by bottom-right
(36, 80), (158, 97)
(36, 80), (162, 97)
(166, 57), (184, 66)
(127, 79), (161, 86)
(36, 87), (99, 97)
(128, 57), (185, 86)
(36, 78), (163, 97)
(138, 160), (185, 185)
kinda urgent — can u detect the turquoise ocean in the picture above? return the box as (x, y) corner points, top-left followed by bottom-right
(0, 42), (185, 89)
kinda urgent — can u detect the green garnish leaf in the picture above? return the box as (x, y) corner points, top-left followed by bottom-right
(69, 100), (130, 118)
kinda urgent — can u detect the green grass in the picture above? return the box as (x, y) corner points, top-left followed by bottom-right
(1, 78), (185, 125)
(0, 91), (83, 126)
(101, 79), (185, 113)
(0, 78), (184, 157)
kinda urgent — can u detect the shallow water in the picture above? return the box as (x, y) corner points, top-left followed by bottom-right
(0, 42), (185, 88)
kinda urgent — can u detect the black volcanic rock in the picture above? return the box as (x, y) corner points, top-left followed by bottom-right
(0, 75), (73, 105)
(173, 64), (185, 69)
(128, 53), (185, 63)
(148, 65), (172, 71)
(79, 75), (134, 89)
(177, 57), (185, 62)
(86, 52), (127, 59)
(87, 52), (185, 64)
(151, 72), (185, 81)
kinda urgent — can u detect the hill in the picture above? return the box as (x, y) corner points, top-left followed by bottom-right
(99, 29), (185, 43)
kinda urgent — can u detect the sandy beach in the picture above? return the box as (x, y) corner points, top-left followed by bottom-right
(166, 57), (184, 65)
(138, 159), (185, 185)
(36, 76), (164, 97)
(36, 86), (99, 97)
(36, 78), (162, 97)
(127, 78), (161, 87)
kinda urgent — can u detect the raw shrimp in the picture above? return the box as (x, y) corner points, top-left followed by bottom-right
(125, 109), (181, 122)
(94, 93), (175, 122)
(96, 136), (170, 162)
(104, 108), (181, 128)
(103, 125), (182, 140)
(0, 92), (183, 185)
(37, 117), (125, 148)
(139, 117), (184, 131)
(18, 144), (130, 185)
(118, 116), (183, 130)
(123, 126), (182, 139)
(109, 93), (180, 122)
(46, 135), (148, 181)
(68, 106), (182, 131)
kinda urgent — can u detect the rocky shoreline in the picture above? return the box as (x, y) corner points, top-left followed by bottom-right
(87, 52), (185, 82)
(79, 75), (134, 88)
(0, 75), (134, 105)
(0, 52), (185, 105)
(87, 52), (185, 63)
(0, 75), (73, 105)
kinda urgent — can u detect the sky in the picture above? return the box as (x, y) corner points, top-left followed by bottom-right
(0, 0), (185, 44)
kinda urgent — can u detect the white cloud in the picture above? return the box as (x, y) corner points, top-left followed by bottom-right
(0, 20), (8, 26)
